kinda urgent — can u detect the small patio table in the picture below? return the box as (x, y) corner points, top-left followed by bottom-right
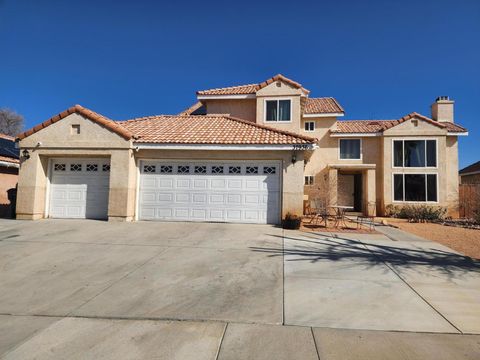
(329, 205), (354, 228)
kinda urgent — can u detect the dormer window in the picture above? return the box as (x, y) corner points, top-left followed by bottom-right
(265, 99), (291, 122)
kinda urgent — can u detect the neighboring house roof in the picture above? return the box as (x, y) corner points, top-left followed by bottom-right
(0, 133), (19, 166)
(16, 105), (134, 141)
(197, 74), (310, 96)
(304, 97), (344, 114)
(119, 115), (316, 144)
(332, 112), (468, 134)
(459, 161), (480, 175)
(178, 101), (206, 115)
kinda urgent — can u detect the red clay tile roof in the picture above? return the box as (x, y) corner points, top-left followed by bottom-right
(16, 105), (134, 140)
(197, 84), (259, 96)
(441, 121), (467, 133)
(119, 115), (316, 144)
(304, 97), (344, 114)
(332, 112), (468, 134)
(460, 161), (480, 175)
(197, 74), (309, 96)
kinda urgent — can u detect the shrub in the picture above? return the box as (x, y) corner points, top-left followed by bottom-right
(282, 213), (301, 229)
(387, 204), (447, 223)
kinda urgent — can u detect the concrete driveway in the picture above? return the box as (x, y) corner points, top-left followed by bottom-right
(0, 219), (479, 359)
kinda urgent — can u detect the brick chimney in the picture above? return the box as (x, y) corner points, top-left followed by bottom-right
(431, 96), (454, 123)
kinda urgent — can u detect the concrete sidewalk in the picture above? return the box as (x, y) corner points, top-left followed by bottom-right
(1, 315), (479, 360)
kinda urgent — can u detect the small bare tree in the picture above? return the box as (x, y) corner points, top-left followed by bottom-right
(0, 108), (24, 136)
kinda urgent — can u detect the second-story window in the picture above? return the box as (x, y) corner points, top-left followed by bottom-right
(393, 140), (437, 168)
(304, 121), (315, 132)
(339, 139), (361, 160)
(265, 99), (291, 122)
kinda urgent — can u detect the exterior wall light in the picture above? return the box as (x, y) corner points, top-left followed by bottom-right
(292, 153), (297, 164)
(22, 149), (30, 160)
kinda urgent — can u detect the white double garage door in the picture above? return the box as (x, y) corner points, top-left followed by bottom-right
(138, 160), (281, 224)
(48, 158), (282, 224)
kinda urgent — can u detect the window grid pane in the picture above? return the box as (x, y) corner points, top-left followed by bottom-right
(426, 140), (437, 167)
(266, 100), (277, 121)
(340, 139), (361, 159)
(278, 100), (291, 121)
(427, 174), (437, 202)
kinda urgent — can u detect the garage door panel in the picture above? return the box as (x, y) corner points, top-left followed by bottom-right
(138, 161), (281, 224)
(49, 159), (110, 220)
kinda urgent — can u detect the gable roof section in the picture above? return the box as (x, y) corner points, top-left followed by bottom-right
(16, 105), (134, 141)
(459, 161), (480, 175)
(304, 97), (344, 114)
(197, 74), (309, 96)
(332, 112), (468, 134)
(119, 115), (316, 145)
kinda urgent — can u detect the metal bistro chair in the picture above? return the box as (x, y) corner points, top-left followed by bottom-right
(357, 201), (377, 230)
(307, 199), (330, 228)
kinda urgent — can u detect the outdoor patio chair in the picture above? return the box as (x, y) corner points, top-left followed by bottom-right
(357, 201), (377, 230)
(306, 199), (329, 227)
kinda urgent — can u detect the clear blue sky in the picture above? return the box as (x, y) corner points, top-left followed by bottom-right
(0, 0), (478, 168)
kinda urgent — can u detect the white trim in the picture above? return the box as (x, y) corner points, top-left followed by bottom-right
(328, 163), (376, 169)
(303, 113), (344, 118)
(197, 94), (256, 100)
(0, 160), (19, 168)
(44, 159), (52, 218)
(447, 132), (468, 136)
(134, 143), (317, 151)
(304, 175), (315, 186)
(331, 132), (381, 137)
(392, 172), (439, 204)
(134, 157), (141, 221)
(391, 138), (438, 170)
(304, 121), (315, 132)
(263, 98), (293, 123)
(338, 138), (362, 160)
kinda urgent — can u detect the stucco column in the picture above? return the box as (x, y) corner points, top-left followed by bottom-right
(364, 169), (376, 216)
(328, 168), (338, 206)
(16, 152), (48, 220)
(282, 152), (305, 218)
(108, 149), (137, 221)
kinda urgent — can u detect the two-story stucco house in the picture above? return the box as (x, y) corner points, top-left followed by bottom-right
(15, 74), (468, 223)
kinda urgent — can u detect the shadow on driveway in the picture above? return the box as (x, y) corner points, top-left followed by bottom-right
(251, 233), (480, 277)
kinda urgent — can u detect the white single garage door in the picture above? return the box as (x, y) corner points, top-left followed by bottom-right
(48, 158), (110, 219)
(138, 160), (281, 224)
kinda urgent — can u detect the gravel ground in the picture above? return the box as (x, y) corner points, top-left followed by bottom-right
(382, 218), (480, 260)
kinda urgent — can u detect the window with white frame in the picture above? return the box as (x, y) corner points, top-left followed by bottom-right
(393, 139), (437, 168)
(339, 139), (361, 160)
(304, 121), (315, 132)
(304, 175), (314, 185)
(393, 173), (438, 202)
(265, 99), (291, 121)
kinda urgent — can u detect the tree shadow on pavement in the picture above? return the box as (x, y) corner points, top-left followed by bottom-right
(254, 233), (480, 277)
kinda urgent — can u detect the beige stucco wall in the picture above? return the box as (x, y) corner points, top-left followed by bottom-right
(204, 99), (256, 122)
(256, 81), (303, 133)
(16, 113), (135, 221)
(381, 119), (457, 215)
